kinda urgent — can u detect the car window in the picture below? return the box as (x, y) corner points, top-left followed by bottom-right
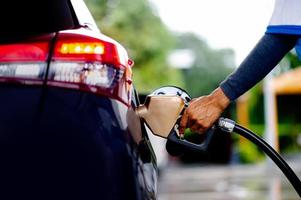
(0, 0), (75, 42)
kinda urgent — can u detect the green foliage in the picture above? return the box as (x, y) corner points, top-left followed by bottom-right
(248, 83), (264, 124)
(247, 123), (301, 155)
(175, 33), (235, 97)
(231, 123), (265, 164)
(238, 141), (264, 163)
(85, 0), (184, 93)
(286, 52), (301, 69)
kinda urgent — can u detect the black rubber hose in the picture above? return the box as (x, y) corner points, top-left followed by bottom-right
(233, 124), (301, 197)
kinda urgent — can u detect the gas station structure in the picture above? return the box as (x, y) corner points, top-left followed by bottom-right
(236, 67), (301, 153)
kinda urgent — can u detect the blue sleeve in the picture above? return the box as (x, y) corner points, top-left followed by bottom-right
(219, 33), (298, 101)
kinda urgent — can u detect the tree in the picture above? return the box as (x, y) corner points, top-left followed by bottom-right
(85, 0), (184, 93)
(175, 33), (235, 97)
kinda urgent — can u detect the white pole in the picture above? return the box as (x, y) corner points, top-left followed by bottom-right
(263, 71), (279, 163)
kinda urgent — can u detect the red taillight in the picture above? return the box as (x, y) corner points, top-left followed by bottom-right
(0, 43), (48, 62)
(0, 30), (131, 105)
(0, 37), (50, 85)
(52, 33), (122, 66)
(48, 31), (129, 104)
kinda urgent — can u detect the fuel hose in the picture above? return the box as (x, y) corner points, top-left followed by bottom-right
(218, 118), (301, 197)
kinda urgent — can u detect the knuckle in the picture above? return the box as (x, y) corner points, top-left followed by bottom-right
(190, 115), (197, 120)
(197, 119), (203, 124)
(203, 122), (211, 129)
(200, 121), (210, 129)
(203, 120), (209, 126)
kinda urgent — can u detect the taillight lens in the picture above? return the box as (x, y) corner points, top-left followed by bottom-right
(0, 41), (49, 85)
(59, 42), (105, 55)
(48, 62), (119, 89)
(0, 30), (131, 105)
(48, 31), (127, 100)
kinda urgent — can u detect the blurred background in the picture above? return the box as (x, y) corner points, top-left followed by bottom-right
(85, 0), (301, 199)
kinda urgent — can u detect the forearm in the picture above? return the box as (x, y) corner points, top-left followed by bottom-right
(220, 33), (298, 101)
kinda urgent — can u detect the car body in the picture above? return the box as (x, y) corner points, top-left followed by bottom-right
(0, 0), (157, 199)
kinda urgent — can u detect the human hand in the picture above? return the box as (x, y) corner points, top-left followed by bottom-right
(179, 87), (230, 135)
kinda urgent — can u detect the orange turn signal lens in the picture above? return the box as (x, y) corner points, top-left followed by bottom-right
(59, 43), (105, 55)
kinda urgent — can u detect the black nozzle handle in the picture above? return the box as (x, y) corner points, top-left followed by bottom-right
(166, 127), (215, 155)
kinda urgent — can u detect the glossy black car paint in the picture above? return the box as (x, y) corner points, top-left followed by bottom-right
(0, 0), (157, 199)
(0, 86), (156, 199)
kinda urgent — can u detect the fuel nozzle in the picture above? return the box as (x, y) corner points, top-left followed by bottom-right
(136, 86), (191, 138)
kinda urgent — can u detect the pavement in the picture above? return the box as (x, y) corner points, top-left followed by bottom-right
(157, 156), (301, 200)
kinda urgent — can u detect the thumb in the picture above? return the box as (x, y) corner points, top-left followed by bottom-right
(179, 109), (188, 136)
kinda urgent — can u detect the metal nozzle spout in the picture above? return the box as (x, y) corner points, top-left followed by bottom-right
(135, 96), (185, 138)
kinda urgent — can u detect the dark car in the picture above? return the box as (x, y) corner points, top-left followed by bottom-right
(0, 1), (157, 199)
